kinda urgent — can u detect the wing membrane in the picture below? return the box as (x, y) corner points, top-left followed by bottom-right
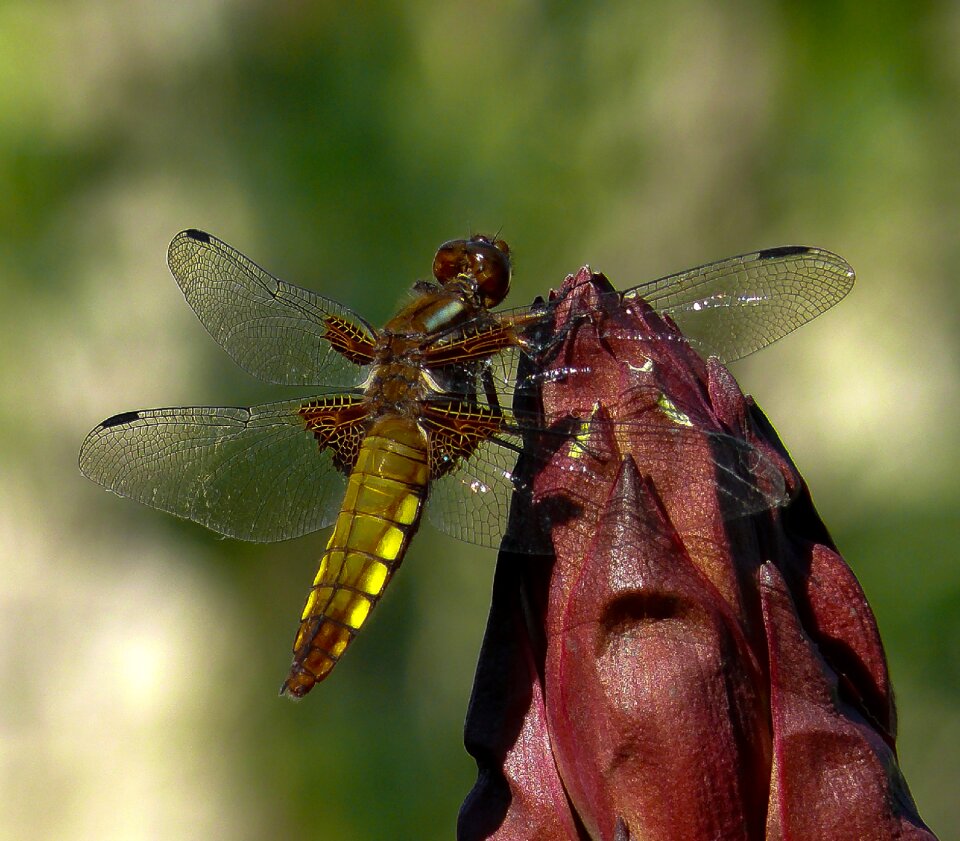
(622, 246), (855, 363)
(426, 422), (538, 552)
(79, 398), (350, 542)
(167, 230), (376, 387)
(425, 404), (788, 553)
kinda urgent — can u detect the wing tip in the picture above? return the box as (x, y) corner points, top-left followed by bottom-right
(79, 411), (141, 474)
(758, 244), (856, 288)
(168, 229), (212, 258)
(168, 229), (213, 270)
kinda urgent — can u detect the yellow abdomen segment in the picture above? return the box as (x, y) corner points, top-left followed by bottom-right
(281, 417), (428, 698)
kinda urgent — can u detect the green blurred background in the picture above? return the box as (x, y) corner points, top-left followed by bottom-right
(2, 1), (958, 838)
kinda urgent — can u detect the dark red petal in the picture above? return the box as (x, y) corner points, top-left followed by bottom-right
(546, 457), (769, 840)
(760, 562), (936, 840)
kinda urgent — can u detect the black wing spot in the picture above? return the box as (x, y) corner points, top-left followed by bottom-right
(184, 229), (211, 243)
(757, 245), (809, 259)
(100, 410), (141, 429)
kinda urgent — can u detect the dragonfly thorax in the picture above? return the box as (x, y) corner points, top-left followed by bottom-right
(382, 279), (489, 339)
(363, 360), (428, 415)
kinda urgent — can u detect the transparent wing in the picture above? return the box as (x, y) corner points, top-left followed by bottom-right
(167, 230), (376, 387)
(79, 398), (349, 542)
(622, 246), (855, 363)
(425, 407), (788, 554)
(426, 423), (536, 552)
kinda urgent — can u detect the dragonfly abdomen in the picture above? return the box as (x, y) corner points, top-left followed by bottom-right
(281, 416), (429, 698)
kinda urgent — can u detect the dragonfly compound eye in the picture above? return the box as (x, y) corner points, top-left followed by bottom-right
(432, 235), (512, 307)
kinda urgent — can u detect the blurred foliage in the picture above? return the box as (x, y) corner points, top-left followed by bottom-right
(1, 1), (958, 839)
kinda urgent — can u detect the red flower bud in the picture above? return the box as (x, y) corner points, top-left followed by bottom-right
(459, 268), (936, 841)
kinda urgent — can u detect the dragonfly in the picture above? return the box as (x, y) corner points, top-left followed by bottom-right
(79, 230), (855, 698)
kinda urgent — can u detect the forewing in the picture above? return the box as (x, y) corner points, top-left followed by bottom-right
(167, 230), (376, 387)
(622, 246), (855, 363)
(79, 398), (350, 542)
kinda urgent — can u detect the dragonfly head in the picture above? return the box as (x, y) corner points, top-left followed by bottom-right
(432, 234), (512, 308)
